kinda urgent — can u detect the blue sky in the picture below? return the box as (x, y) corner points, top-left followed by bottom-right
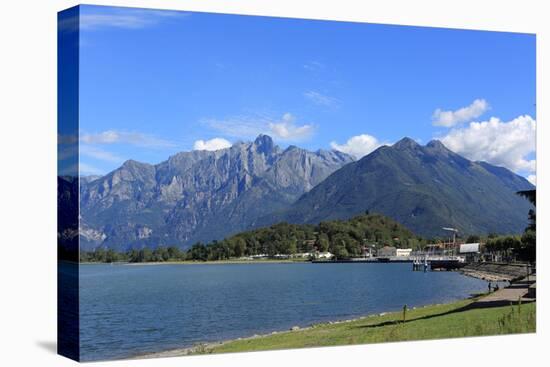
(74, 5), (536, 182)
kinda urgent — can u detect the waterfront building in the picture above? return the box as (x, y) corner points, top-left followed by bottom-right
(396, 248), (413, 257)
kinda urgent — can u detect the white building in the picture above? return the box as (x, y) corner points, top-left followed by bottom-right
(317, 252), (333, 259)
(459, 243), (480, 254)
(250, 254), (269, 259)
(396, 248), (413, 257)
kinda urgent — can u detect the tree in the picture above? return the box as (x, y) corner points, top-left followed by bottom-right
(233, 237), (246, 258)
(331, 233), (352, 259)
(517, 189), (536, 262)
(105, 249), (118, 263)
(332, 243), (349, 259)
(288, 238), (298, 255)
(187, 243), (208, 261)
(138, 248), (152, 262)
(517, 189), (536, 206)
(519, 230), (536, 262)
(317, 233), (330, 252)
(167, 246), (183, 260)
(517, 189), (536, 232)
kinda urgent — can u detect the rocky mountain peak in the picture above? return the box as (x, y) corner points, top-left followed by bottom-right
(121, 159), (151, 170)
(284, 145), (300, 152)
(392, 137), (420, 150)
(79, 136), (353, 251)
(426, 139), (448, 151)
(253, 134), (275, 154)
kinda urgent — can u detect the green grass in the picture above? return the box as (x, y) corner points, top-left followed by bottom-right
(197, 299), (535, 354)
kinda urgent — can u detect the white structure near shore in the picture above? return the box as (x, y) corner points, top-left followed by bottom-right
(245, 252), (334, 260)
(459, 243), (480, 254)
(317, 252), (333, 259)
(294, 252), (334, 259)
(396, 248), (413, 257)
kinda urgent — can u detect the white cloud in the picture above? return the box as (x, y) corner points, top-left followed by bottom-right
(203, 113), (315, 142)
(268, 113), (315, 141)
(303, 61), (325, 71)
(80, 130), (175, 148)
(282, 113), (293, 122)
(79, 162), (104, 175)
(432, 99), (489, 127)
(81, 130), (120, 144)
(304, 90), (339, 107)
(80, 14), (155, 30)
(440, 115), (536, 174)
(79, 9), (188, 31)
(203, 116), (265, 139)
(330, 134), (386, 158)
(527, 175), (536, 185)
(80, 145), (123, 163)
(193, 138), (232, 151)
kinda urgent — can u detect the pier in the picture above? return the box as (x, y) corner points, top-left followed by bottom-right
(312, 255), (466, 271)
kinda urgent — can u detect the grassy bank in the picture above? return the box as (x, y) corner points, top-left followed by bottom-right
(192, 298), (535, 355)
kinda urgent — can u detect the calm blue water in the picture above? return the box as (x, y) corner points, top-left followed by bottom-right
(78, 262), (489, 361)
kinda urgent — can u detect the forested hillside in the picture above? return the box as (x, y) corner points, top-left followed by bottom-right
(81, 213), (423, 262)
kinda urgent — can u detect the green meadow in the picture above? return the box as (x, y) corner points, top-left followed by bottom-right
(195, 298), (535, 354)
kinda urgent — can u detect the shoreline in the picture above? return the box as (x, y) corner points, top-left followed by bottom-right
(134, 295), (482, 360)
(459, 262), (533, 282)
(125, 259), (310, 265)
(136, 294), (536, 360)
(79, 259), (310, 266)
(123, 272), (535, 361)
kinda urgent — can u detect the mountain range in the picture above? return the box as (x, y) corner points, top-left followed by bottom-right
(260, 137), (534, 237)
(79, 135), (353, 251)
(75, 135), (534, 251)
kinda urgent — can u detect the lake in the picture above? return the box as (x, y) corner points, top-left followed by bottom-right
(78, 262), (490, 361)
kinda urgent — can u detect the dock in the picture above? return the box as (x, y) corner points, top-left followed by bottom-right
(311, 255), (466, 271)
